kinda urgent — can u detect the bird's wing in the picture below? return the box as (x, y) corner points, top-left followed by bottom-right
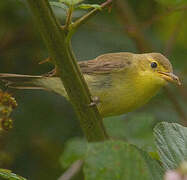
(78, 52), (133, 74)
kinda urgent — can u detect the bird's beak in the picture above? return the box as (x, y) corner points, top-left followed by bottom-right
(158, 72), (181, 86)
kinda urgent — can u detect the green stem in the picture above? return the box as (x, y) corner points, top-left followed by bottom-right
(70, 0), (113, 34)
(62, 0), (113, 43)
(65, 5), (73, 31)
(27, 0), (108, 141)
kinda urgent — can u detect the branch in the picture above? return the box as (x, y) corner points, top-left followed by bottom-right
(115, 0), (153, 52)
(71, 0), (113, 30)
(64, 6), (73, 31)
(27, 0), (108, 141)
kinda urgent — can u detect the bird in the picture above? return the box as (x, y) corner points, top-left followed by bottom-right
(0, 52), (181, 117)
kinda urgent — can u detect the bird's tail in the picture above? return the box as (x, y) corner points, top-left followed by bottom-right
(0, 73), (46, 90)
(0, 73), (67, 97)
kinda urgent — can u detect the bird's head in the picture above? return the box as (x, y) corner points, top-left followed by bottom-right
(136, 53), (181, 86)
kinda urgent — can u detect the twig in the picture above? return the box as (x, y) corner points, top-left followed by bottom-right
(64, 6), (73, 31)
(71, 0), (113, 30)
(27, 0), (108, 141)
(115, 0), (152, 52)
(58, 160), (83, 180)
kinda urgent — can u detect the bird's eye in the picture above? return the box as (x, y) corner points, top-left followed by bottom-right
(151, 62), (157, 68)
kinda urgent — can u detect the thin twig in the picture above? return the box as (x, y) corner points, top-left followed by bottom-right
(115, 0), (152, 52)
(71, 0), (113, 30)
(58, 160), (84, 180)
(64, 6), (73, 31)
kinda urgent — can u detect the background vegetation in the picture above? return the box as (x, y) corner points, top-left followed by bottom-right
(0, 0), (186, 179)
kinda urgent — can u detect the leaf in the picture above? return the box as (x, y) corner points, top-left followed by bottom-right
(59, 138), (87, 168)
(77, 4), (102, 10)
(0, 169), (26, 180)
(49, 2), (68, 10)
(59, 0), (83, 6)
(84, 140), (164, 180)
(154, 122), (187, 170)
(104, 113), (157, 151)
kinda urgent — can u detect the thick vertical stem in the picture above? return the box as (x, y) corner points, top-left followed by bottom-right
(27, 0), (108, 141)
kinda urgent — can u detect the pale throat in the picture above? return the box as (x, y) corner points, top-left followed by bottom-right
(134, 70), (166, 100)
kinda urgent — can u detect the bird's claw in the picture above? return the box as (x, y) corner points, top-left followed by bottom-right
(89, 96), (100, 107)
(43, 68), (57, 77)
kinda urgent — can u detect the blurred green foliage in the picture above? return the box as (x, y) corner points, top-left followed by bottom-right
(156, 0), (187, 6)
(0, 0), (186, 179)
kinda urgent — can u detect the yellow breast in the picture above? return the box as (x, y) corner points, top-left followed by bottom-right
(85, 71), (166, 117)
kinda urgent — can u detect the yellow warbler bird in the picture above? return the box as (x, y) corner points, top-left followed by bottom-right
(0, 52), (181, 117)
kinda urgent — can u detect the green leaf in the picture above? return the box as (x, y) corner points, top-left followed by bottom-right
(59, 0), (83, 6)
(49, 2), (68, 10)
(155, 0), (187, 6)
(0, 169), (26, 180)
(77, 4), (102, 10)
(60, 138), (87, 168)
(84, 140), (164, 180)
(154, 122), (187, 170)
(104, 113), (157, 151)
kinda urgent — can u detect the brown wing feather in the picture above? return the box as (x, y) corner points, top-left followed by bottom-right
(79, 52), (133, 74)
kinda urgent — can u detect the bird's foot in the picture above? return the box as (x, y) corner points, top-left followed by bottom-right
(89, 96), (100, 107)
(43, 68), (57, 77)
